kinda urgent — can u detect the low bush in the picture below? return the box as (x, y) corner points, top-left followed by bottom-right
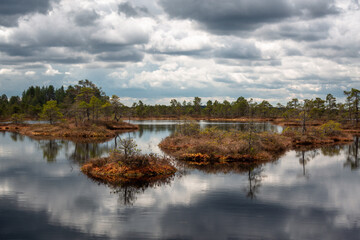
(11, 113), (25, 124)
(320, 120), (342, 136)
(175, 122), (200, 136)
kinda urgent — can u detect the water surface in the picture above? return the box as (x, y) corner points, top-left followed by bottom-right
(0, 121), (359, 239)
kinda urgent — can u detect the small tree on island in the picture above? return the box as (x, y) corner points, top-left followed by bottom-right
(115, 138), (140, 159)
(40, 100), (63, 124)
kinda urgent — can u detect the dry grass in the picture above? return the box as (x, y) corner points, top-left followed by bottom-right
(81, 152), (177, 185)
(159, 126), (291, 163)
(160, 121), (354, 165)
(282, 122), (353, 146)
(0, 119), (138, 141)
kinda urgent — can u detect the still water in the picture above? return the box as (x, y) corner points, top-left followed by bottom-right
(0, 121), (359, 239)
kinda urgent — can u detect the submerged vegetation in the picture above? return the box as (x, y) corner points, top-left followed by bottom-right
(159, 121), (353, 165)
(81, 138), (176, 184)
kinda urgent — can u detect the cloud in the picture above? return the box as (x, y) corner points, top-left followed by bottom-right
(25, 71), (36, 76)
(214, 40), (261, 59)
(0, 0), (57, 27)
(0, 68), (20, 75)
(96, 49), (144, 62)
(349, 0), (360, 10)
(74, 9), (100, 27)
(0, 0), (359, 104)
(257, 19), (332, 42)
(0, 4), (153, 66)
(159, 0), (339, 34)
(44, 64), (61, 76)
(118, 2), (149, 17)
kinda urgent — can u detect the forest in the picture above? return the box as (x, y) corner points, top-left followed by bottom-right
(0, 79), (359, 126)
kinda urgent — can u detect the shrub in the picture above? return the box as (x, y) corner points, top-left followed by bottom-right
(282, 127), (300, 137)
(320, 121), (342, 136)
(11, 113), (25, 124)
(175, 122), (200, 136)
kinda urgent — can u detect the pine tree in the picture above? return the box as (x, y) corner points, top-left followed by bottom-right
(40, 100), (63, 124)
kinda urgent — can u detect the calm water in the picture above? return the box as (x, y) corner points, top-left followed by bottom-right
(0, 121), (360, 239)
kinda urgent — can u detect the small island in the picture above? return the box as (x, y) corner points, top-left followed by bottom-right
(81, 138), (177, 184)
(0, 120), (138, 142)
(159, 121), (353, 166)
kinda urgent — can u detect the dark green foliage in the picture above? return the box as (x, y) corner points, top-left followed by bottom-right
(40, 100), (63, 124)
(0, 81), (358, 124)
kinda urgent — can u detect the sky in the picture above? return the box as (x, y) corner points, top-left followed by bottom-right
(0, 0), (359, 105)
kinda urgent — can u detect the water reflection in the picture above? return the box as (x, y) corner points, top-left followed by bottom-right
(38, 140), (64, 162)
(128, 120), (282, 133)
(65, 142), (112, 164)
(321, 145), (343, 157)
(1, 122), (360, 239)
(10, 132), (25, 142)
(246, 167), (264, 199)
(107, 175), (176, 206)
(136, 124), (177, 137)
(344, 136), (360, 170)
(296, 149), (319, 178)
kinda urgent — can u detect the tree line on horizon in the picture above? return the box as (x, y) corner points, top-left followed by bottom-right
(0, 80), (359, 126)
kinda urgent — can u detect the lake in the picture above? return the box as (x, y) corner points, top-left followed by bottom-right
(0, 120), (359, 239)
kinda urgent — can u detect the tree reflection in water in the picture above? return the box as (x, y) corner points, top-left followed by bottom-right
(89, 174), (176, 206)
(10, 132), (25, 142)
(135, 124), (176, 138)
(245, 167), (264, 199)
(35, 138), (112, 164)
(320, 145), (344, 157)
(65, 141), (111, 164)
(38, 139), (64, 162)
(176, 160), (266, 200)
(344, 136), (360, 170)
(296, 149), (319, 178)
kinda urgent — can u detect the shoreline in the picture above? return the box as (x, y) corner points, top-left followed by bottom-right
(0, 120), (139, 142)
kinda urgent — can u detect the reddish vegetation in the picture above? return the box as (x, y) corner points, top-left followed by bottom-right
(81, 154), (177, 185)
(282, 122), (353, 147)
(159, 121), (354, 165)
(0, 120), (138, 141)
(272, 118), (324, 127)
(159, 127), (291, 164)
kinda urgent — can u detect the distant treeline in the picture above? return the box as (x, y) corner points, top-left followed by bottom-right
(0, 80), (359, 126)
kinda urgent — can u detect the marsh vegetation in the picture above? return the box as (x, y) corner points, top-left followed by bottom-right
(159, 121), (353, 166)
(81, 138), (176, 184)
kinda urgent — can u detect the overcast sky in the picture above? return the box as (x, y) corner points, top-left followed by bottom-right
(0, 0), (359, 105)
